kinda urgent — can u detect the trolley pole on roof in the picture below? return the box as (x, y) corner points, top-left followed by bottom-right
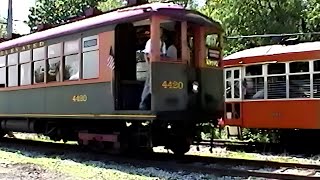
(7, 0), (13, 39)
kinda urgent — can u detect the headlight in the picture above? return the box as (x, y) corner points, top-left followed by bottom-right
(192, 81), (199, 93)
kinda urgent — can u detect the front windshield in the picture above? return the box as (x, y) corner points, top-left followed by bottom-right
(205, 33), (222, 67)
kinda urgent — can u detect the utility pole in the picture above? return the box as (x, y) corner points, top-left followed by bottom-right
(7, 0), (13, 39)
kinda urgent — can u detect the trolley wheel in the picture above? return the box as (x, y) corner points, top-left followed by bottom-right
(6, 131), (15, 138)
(0, 130), (11, 139)
(169, 136), (191, 155)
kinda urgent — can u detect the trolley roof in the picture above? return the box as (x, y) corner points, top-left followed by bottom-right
(223, 41), (320, 66)
(0, 2), (223, 51)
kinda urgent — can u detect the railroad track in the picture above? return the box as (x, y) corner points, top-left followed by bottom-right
(195, 139), (320, 155)
(140, 153), (320, 179)
(0, 136), (319, 179)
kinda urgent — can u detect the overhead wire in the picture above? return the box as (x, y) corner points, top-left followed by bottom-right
(226, 31), (320, 39)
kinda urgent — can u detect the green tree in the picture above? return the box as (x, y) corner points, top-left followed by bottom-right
(0, 19), (7, 38)
(26, 0), (199, 32)
(98, 0), (123, 11)
(27, 0), (123, 32)
(149, 0), (197, 8)
(0, 18), (7, 38)
(28, 0), (320, 57)
(302, 0), (320, 40)
(200, 0), (306, 55)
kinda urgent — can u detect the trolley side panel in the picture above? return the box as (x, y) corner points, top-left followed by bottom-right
(242, 100), (320, 129)
(199, 67), (224, 116)
(151, 62), (188, 112)
(0, 82), (114, 115)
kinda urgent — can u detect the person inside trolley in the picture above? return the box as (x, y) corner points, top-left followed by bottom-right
(139, 22), (190, 110)
(139, 27), (166, 110)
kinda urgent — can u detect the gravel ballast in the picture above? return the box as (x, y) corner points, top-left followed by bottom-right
(0, 162), (74, 180)
(0, 147), (222, 180)
(2, 134), (320, 180)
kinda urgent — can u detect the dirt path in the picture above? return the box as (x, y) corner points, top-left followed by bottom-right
(0, 162), (75, 180)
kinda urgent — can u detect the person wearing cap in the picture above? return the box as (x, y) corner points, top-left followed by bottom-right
(143, 28), (167, 58)
(139, 27), (166, 110)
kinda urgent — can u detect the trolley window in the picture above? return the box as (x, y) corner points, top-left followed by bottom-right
(314, 60), (320, 72)
(267, 63), (285, 75)
(289, 61), (309, 73)
(245, 64), (262, 76)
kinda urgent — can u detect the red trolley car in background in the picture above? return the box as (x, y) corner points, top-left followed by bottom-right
(221, 40), (320, 143)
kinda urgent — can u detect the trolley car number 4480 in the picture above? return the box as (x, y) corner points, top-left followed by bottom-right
(72, 95), (88, 102)
(161, 81), (183, 89)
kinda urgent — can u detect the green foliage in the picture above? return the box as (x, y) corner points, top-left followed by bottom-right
(27, 0), (123, 32)
(199, 0), (320, 55)
(26, 0), (200, 32)
(23, 0), (320, 55)
(303, 0), (320, 31)
(241, 128), (271, 143)
(98, 0), (123, 11)
(200, 127), (279, 143)
(0, 17), (7, 38)
(149, 0), (198, 8)
(200, 123), (228, 140)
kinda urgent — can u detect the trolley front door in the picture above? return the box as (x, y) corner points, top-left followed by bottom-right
(224, 67), (243, 127)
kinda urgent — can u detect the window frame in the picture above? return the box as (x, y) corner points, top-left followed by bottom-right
(0, 33), (102, 89)
(63, 39), (81, 81)
(19, 50), (32, 86)
(225, 60), (320, 101)
(224, 67), (242, 102)
(82, 35), (99, 80)
(287, 60), (311, 98)
(243, 64), (265, 100)
(0, 55), (6, 87)
(47, 43), (63, 83)
(7, 53), (19, 87)
(32, 47), (47, 84)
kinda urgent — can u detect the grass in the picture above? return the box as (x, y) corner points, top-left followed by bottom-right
(1, 133), (217, 180)
(0, 148), (162, 180)
(2, 133), (168, 179)
(8, 133), (78, 145)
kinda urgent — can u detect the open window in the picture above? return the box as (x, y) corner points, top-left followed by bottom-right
(159, 19), (189, 63)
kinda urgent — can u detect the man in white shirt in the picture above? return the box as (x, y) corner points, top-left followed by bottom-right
(143, 35), (166, 57)
(139, 28), (166, 110)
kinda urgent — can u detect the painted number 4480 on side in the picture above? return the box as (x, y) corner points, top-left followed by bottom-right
(161, 81), (183, 89)
(72, 95), (88, 102)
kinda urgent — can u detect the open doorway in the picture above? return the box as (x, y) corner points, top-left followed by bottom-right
(113, 19), (190, 111)
(114, 20), (151, 110)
